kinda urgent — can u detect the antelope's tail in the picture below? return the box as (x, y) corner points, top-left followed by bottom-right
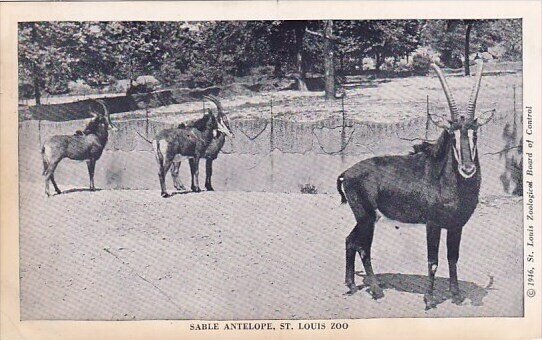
(41, 144), (48, 175)
(337, 173), (347, 204)
(152, 139), (163, 166)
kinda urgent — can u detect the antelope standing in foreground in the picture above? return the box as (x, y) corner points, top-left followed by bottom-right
(337, 60), (494, 309)
(152, 95), (233, 197)
(41, 99), (117, 196)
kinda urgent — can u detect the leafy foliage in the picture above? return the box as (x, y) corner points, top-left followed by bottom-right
(18, 19), (522, 104)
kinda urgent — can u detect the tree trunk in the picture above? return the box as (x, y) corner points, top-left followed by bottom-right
(30, 24), (41, 105)
(464, 22), (472, 76)
(273, 58), (283, 77)
(323, 20), (336, 99)
(375, 53), (383, 70)
(441, 21), (454, 67)
(33, 75), (41, 105)
(294, 23), (308, 91)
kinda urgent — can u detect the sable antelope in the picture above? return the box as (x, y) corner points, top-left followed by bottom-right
(171, 95), (234, 192)
(152, 95), (233, 197)
(337, 60), (494, 309)
(41, 99), (117, 196)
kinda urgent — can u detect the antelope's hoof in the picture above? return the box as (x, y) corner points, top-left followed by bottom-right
(424, 293), (438, 310)
(205, 185), (215, 191)
(191, 187), (201, 193)
(55, 190), (62, 194)
(345, 283), (358, 295)
(451, 292), (465, 305)
(174, 184), (186, 191)
(369, 284), (384, 300)
(161, 192), (170, 198)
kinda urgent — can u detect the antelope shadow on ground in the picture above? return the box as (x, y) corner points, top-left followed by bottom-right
(55, 188), (103, 195)
(355, 272), (494, 308)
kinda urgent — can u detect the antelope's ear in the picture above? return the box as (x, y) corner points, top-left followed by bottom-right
(428, 113), (452, 130)
(475, 108), (496, 127)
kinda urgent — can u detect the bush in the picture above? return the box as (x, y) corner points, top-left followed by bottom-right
(411, 52), (433, 75)
(68, 79), (92, 95)
(300, 183), (318, 195)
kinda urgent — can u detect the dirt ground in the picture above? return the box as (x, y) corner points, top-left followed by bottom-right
(19, 182), (523, 320)
(19, 63), (524, 320)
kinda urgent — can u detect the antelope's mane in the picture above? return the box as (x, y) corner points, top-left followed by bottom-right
(410, 130), (450, 160)
(180, 112), (214, 132)
(82, 116), (105, 135)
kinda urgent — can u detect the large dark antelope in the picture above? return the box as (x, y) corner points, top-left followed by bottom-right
(170, 95), (234, 192)
(41, 99), (117, 196)
(152, 95), (233, 197)
(337, 60), (494, 309)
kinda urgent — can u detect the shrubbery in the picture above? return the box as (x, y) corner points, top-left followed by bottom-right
(67, 80), (92, 95)
(411, 52), (434, 75)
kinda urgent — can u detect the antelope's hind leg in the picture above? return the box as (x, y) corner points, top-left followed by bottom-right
(50, 174), (61, 195)
(170, 160), (186, 191)
(159, 158), (174, 197)
(343, 185), (381, 298)
(43, 161), (60, 197)
(345, 219), (381, 298)
(189, 157), (201, 192)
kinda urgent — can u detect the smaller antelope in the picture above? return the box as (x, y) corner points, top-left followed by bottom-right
(170, 95), (234, 191)
(152, 95), (233, 197)
(41, 99), (117, 196)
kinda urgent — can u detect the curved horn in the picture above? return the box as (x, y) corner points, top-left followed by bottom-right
(93, 99), (118, 131)
(203, 94), (224, 114)
(431, 63), (460, 121)
(467, 59), (484, 118)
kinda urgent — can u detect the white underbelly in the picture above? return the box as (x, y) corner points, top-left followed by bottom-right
(172, 154), (193, 162)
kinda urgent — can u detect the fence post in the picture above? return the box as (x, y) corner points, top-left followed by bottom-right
(512, 84), (517, 133)
(341, 95), (346, 164)
(145, 106), (150, 138)
(425, 95), (430, 139)
(270, 98), (275, 187)
(270, 98), (274, 151)
(38, 118), (42, 148)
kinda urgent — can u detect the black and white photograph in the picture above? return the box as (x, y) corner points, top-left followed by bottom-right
(1, 1), (541, 339)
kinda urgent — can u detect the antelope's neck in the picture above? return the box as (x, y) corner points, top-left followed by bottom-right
(96, 128), (109, 145)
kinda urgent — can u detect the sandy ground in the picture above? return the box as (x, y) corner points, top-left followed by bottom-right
(19, 182), (523, 320)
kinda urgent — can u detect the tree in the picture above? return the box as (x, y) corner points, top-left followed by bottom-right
(18, 22), (81, 104)
(335, 20), (422, 70)
(422, 19), (519, 73)
(323, 20), (336, 99)
(306, 20), (341, 99)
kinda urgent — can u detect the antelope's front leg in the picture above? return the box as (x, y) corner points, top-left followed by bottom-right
(447, 227), (464, 305)
(86, 159), (96, 190)
(205, 158), (214, 191)
(189, 157), (201, 192)
(424, 223), (441, 310)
